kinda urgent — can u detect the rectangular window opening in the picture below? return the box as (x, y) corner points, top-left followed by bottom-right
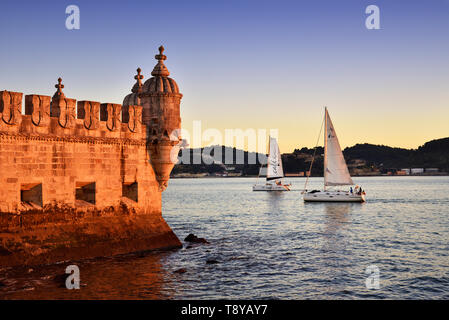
(122, 182), (138, 203)
(75, 182), (96, 205)
(20, 183), (43, 209)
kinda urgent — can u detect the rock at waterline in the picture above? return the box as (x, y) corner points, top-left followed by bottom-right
(184, 233), (209, 244)
(174, 268), (187, 274)
(53, 273), (68, 288)
(0, 247), (12, 256)
(206, 259), (219, 264)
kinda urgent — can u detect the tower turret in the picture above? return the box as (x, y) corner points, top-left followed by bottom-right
(139, 46), (182, 191)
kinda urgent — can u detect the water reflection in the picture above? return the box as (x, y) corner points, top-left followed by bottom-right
(2, 177), (449, 299)
(0, 251), (175, 300)
(324, 203), (352, 233)
(266, 191), (285, 213)
(317, 203), (354, 297)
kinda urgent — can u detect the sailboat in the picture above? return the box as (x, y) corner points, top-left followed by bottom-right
(253, 136), (291, 191)
(303, 108), (366, 202)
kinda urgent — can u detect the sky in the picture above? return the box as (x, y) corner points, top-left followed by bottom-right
(0, 0), (448, 152)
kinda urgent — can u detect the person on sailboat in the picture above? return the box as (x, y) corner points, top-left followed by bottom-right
(303, 107), (366, 202)
(253, 137), (291, 191)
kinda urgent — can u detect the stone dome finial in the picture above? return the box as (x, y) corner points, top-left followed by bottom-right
(53, 77), (65, 99)
(151, 45), (170, 77)
(132, 67), (144, 93)
(155, 46), (166, 61)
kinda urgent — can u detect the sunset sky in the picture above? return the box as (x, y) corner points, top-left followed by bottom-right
(1, 0), (448, 152)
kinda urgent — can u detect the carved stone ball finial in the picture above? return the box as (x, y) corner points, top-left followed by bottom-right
(134, 67), (144, 87)
(155, 45), (167, 61)
(151, 46), (170, 77)
(53, 77), (65, 99)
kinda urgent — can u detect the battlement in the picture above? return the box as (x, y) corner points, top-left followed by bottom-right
(0, 88), (144, 142)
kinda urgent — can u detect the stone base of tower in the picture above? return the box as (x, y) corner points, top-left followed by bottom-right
(0, 203), (182, 268)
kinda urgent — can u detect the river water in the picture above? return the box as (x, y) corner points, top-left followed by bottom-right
(1, 176), (448, 299)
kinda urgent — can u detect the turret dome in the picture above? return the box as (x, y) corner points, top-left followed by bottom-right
(123, 67), (143, 106)
(141, 46), (181, 95)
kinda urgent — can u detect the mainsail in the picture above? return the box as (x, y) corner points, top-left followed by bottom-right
(324, 108), (354, 186)
(266, 137), (284, 181)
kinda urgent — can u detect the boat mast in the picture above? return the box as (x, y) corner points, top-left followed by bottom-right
(266, 135), (271, 182)
(302, 111), (325, 193)
(323, 107), (328, 191)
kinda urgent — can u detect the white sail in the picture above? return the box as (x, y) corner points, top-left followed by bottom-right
(324, 108), (354, 186)
(258, 166), (267, 177)
(266, 137), (284, 181)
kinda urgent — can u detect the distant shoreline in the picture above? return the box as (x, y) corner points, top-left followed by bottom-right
(171, 173), (449, 179)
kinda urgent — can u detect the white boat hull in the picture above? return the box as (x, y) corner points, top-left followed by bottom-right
(303, 190), (365, 202)
(253, 183), (290, 191)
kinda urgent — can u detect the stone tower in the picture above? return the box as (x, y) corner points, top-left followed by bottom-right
(124, 46), (182, 191)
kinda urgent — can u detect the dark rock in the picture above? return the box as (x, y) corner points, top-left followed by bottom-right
(206, 259), (219, 264)
(0, 247), (12, 256)
(184, 233), (209, 244)
(53, 273), (68, 288)
(174, 268), (187, 274)
(184, 233), (196, 241)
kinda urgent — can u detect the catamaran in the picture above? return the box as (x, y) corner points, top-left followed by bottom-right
(303, 107), (366, 202)
(253, 137), (291, 191)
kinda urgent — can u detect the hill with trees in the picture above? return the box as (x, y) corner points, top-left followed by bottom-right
(172, 137), (449, 177)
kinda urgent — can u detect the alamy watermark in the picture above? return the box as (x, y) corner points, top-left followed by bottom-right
(365, 265), (380, 289)
(169, 121), (278, 165)
(365, 5), (380, 30)
(65, 264), (80, 289)
(66, 5), (80, 30)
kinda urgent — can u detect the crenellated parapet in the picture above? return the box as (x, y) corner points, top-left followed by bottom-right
(0, 78), (146, 141)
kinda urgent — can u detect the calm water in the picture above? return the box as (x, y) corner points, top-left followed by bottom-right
(1, 176), (448, 299)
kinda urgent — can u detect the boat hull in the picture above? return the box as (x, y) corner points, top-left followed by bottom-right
(253, 183), (290, 191)
(303, 191), (365, 202)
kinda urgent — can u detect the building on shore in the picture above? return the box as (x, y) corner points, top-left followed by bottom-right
(0, 46), (183, 267)
(401, 168), (411, 175)
(411, 168), (425, 175)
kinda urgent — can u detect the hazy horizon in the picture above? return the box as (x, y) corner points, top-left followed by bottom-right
(179, 135), (449, 155)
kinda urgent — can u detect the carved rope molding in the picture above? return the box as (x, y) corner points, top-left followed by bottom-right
(0, 132), (146, 146)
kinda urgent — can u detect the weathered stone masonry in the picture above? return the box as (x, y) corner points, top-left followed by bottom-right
(0, 47), (182, 267)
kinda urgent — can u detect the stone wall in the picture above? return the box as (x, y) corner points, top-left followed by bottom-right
(0, 90), (181, 267)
